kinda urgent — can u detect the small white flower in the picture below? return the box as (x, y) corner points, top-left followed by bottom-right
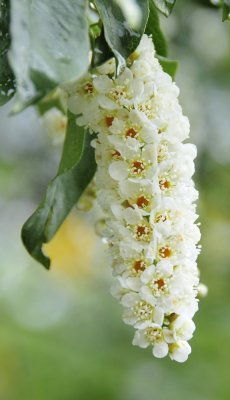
(133, 325), (168, 358)
(164, 315), (196, 343)
(169, 340), (192, 363)
(197, 282), (208, 298)
(42, 108), (67, 145)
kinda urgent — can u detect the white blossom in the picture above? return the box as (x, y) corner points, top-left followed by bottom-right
(42, 108), (67, 145)
(66, 35), (202, 362)
(169, 340), (192, 363)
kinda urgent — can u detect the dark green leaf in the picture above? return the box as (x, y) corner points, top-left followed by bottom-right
(0, 53), (16, 106)
(222, 0), (230, 21)
(151, 0), (176, 17)
(21, 111), (97, 269)
(145, 1), (167, 56)
(192, 0), (217, 7)
(91, 28), (113, 69)
(9, 0), (90, 112)
(0, 0), (15, 106)
(94, 0), (149, 74)
(194, 0), (230, 20)
(157, 55), (178, 80)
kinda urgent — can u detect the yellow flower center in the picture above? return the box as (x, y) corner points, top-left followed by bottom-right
(84, 82), (94, 95)
(131, 160), (145, 175)
(105, 116), (114, 127)
(155, 212), (168, 223)
(136, 195), (150, 209)
(133, 301), (153, 321)
(133, 259), (146, 274)
(159, 246), (172, 258)
(111, 150), (122, 160)
(125, 127), (139, 138)
(145, 327), (163, 343)
(159, 178), (171, 190)
(134, 223), (152, 242)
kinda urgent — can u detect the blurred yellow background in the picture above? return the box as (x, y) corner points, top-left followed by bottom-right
(0, 1), (230, 399)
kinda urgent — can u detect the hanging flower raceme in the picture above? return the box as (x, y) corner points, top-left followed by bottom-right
(66, 35), (201, 363)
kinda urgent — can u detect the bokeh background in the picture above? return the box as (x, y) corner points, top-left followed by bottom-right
(0, 1), (230, 399)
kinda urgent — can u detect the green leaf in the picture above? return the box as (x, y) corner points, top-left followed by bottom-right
(145, 3), (177, 79)
(195, 0), (230, 20)
(0, 0), (16, 106)
(145, 1), (168, 56)
(21, 111), (97, 269)
(91, 28), (113, 69)
(94, 0), (149, 74)
(222, 0), (230, 21)
(192, 0), (217, 7)
(9, 0), (90, 112)
(157, 55), (178, 80)
(151, 0), (176, 17)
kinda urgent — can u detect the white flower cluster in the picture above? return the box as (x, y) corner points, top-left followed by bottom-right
(67, 35), (201, 363)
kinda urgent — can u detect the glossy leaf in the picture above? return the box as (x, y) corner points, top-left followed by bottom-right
(157, 55), (178, 80)
(94, 0), (149, 74)
(91, 28), (113, 69)
(21, 111), (97, 269)
(151, 0), (176, 17)
(192, 0), (217, 7)
(145, 2), (177, 79)
(9, 0), (90, 112)
(145, 0), (168, 56)
(0, 0), (15, 106)
(222, 0), (230, 21)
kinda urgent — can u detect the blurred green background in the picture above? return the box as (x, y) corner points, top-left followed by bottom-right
(0, 1), (230, 399)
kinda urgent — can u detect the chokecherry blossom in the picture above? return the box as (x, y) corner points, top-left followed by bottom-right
(66, 34), (201, 362)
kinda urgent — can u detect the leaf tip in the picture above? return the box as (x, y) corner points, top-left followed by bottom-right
(21, 223), (51, 270)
